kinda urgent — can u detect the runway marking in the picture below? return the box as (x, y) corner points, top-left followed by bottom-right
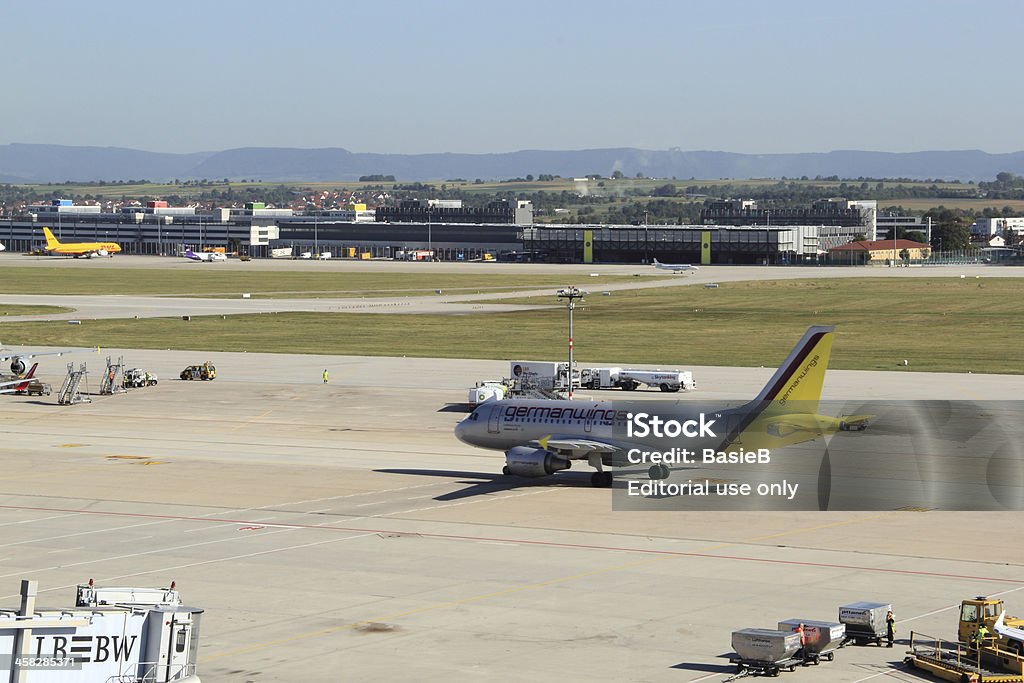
(228, 408), (274, 433)
(0, 512), (82, 527)
(5, 501), (1023, 671)
(204, 544), (679, 662)
(1, 504), (1020, 585)
(378, 487), (555, 516)
(0, 532), (376, 603)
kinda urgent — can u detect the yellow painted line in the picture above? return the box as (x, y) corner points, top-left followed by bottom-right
(229, 409), (274, 433)
(106, 455), (150, 460)
(57, 444), (89, 448)
(204, 511), (890, 662)
(746, 512), (892, 543)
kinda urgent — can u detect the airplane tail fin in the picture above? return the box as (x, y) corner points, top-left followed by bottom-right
(753, 325), (835, 407)
(42, 227), (61, 250)
(13, 363), (38, 391)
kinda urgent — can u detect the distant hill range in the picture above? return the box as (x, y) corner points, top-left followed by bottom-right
(1, 143), (1023, 184)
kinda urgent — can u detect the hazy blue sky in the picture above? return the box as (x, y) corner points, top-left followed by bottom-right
(5, 0), (1022, 155)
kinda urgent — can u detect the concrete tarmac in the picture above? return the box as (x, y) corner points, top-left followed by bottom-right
(1, 349), (1023, 681)
(2, 258), (1023, 680)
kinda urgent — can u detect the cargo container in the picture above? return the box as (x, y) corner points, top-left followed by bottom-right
(778, 618), (846, 660)
(839, 601), (891, 645)
(730, 628), (805, 675)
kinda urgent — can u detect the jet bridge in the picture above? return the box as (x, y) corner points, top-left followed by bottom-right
(0, 578), (203, 683)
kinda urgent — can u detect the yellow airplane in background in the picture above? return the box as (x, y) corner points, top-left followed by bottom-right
(42, 227), (121, 258)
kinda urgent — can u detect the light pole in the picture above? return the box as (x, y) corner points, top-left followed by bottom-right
(427, 208), (433, 260)
(557, 286), (586, 399)
(314, 214), (318, 256)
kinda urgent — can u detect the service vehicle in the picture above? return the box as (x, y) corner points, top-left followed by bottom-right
(22, 378), (52, 396)
(468, 381), (508, 407)
(904, 596), (1024, 682)
(124, 368), (158, 388)
(579, 366), (696, 392)
(180, 362), (216, 381)
(509, 360), (579, 392)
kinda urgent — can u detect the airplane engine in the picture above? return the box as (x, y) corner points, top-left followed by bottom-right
(97, 249), (109, 257)
(503, 447), (571, 478)
(10, 358), (26, 375)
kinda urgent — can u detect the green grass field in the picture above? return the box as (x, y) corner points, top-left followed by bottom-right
(0, 277), (1019, 373)
(0, 267), (646, 297)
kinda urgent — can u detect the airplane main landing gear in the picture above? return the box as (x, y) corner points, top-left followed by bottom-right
(648, 464), (670, 480)
(590, 472), (613, 488)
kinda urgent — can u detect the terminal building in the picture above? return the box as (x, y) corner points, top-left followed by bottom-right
(376, 199), (534, 225)
(700, 198), (877, 250)
(2, 197), (894, 264)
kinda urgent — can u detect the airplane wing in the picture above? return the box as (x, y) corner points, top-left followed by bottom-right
(537, 435), (622, 457)
(0, 349), (69, 362)
(742, 412), (875, 448)
(0, 348), (73, 375)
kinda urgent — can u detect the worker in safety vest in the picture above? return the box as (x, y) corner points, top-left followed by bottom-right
(323, 369), (329, 384)
(794, 623), (807, 658)
(975, 624), (990, 648)
(886, 610), (895, 648)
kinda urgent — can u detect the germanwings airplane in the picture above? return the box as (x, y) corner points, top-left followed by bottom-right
(184, 249), (227, 262)
(0, 363), (39, 394)
(455, 326), (870, 487)
(653, 258), (698, 272)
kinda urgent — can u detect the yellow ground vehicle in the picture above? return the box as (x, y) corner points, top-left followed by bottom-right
(180, 362), (217, 381)
(905, 597), (1024, 682)
(957, 597), (1024, 654)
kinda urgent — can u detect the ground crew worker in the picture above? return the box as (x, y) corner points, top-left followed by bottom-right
(975, 624), (990, 648)
(886, 610), (895, 648)
(323, 369), (329, 384)
(794, 623), (807, 658)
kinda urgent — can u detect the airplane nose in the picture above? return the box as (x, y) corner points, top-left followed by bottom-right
(454, 417), (469, 444)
